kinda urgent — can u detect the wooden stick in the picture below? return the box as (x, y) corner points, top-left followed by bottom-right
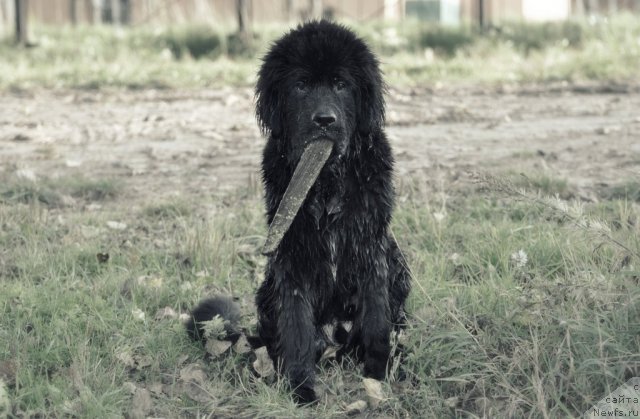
(262, 139), (333, 256)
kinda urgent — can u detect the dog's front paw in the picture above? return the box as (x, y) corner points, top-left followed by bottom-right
(363, 356), (387, 380)
(292, 383), (317, 405)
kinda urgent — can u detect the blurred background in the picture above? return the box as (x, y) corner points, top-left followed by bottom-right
(1, 0), (640, 88)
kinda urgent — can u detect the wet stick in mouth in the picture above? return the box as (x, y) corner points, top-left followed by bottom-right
(262, 138), (334, 256)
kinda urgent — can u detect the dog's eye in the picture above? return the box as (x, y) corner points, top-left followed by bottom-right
(334, 79), (346, 91)
(294, 80), (307, 91)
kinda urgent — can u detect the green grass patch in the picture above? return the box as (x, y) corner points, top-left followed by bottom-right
(1, 16), (640, 90)
(1, 170), (639, 417)
(0, 175), (121, 207)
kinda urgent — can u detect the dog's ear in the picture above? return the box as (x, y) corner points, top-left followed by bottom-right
(356, 61), (385, 135)
(256, 65), (284, 138)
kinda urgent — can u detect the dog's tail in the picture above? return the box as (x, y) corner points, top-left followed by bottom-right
(185, 295), (264, 348)
(185, 296), (243, 343)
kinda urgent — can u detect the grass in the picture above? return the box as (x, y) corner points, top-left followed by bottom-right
(0, 169), (638, 418)
(1, 16), (640, 90)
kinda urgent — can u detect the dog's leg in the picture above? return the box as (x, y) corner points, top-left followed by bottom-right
(358, 255), (393, 380)
(277, 283), (317, 404)
(257, 264), (318, 404)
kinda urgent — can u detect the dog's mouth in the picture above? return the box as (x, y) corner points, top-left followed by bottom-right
(262, 138), (333, 256)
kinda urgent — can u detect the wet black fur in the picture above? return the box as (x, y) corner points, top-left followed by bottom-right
(254, 21), (411, 404)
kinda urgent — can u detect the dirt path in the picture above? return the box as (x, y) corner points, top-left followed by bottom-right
(1, 86), (639, 202)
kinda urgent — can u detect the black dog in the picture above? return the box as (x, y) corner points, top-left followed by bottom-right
(189, 20), (411, 404)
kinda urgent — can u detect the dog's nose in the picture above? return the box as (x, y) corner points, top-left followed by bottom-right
(312, 111), (337, 127)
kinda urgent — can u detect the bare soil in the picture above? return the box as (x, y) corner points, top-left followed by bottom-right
(1, 86), (639, 202)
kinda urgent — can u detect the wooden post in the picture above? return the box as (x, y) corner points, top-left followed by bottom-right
(237, 0), (248, 36)
(92, 0), (102, 24)
(110, 0), (120, 24)
(478, 0), (485, 30)
(70, 0), (77, 25)
(286, 0), (294, 21)
(14, 0), (28, 45)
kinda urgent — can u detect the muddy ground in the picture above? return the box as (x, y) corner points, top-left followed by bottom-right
(1, 85), (639, 201)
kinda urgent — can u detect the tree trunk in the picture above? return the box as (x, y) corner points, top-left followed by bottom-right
(14, 0), (28, 45)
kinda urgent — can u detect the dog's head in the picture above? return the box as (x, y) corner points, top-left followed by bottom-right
(256, 20), (385, 162)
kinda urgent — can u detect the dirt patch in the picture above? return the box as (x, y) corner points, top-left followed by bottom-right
(1, 86), (639, 202)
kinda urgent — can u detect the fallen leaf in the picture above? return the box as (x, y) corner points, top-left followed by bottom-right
(363, 378), (384, 408)
(320, 345), (339, 361)
(252, 347), (275, 378)
(123, 381), (137, 394)
(0, 379), (9, 417)
(154, 307), (177, 320)
(0, 360), (16, 386)
(106, 221), (127, 230)
(345, 400), (367, 415)
(148, 382), (164, 395)
(179, 364), (206, 385)
(444, 396), (458, 408)
(233, 335), (251, 354)
(116, 351), (136, 369)
(179, 364), (212, 403)
(130, 388), (152, 419)
(134, 355), (152, 369)
(205, 339), (232, 357)
(131, 308), (146, 322)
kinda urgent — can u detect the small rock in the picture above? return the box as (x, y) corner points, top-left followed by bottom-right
(595, 126), (621, 135)
(11, 133), (31, 142)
